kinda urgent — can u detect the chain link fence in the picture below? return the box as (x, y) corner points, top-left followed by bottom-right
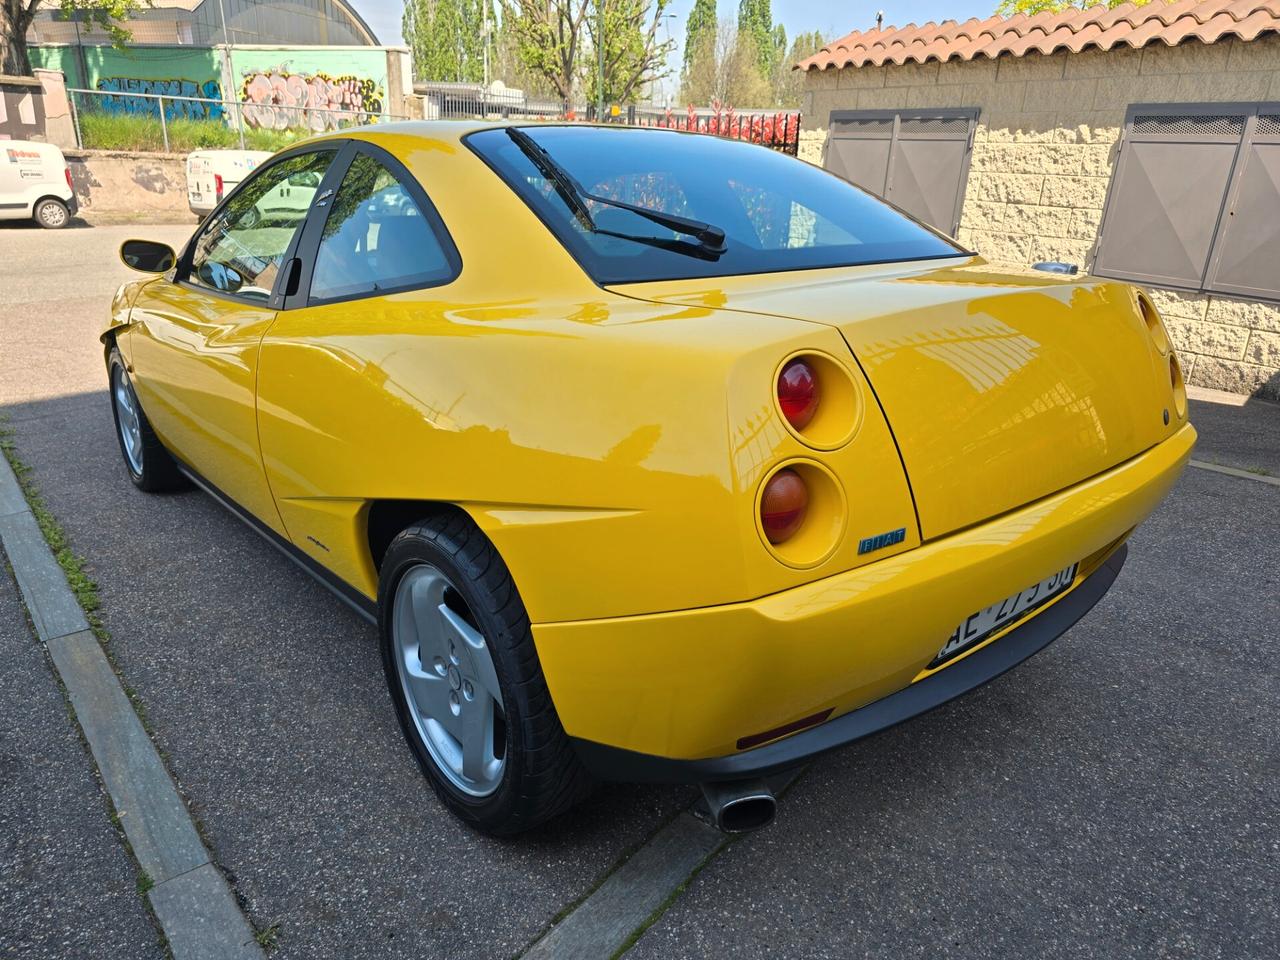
(67, 86), (408, 154)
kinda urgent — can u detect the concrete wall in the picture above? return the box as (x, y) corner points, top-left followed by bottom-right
(0, 70), (76, 148)
(29, 43), (410, 127)
(66, 150), (195, 222)
(801, 35), (1280, 401)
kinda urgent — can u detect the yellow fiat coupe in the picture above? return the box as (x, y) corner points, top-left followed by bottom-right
(106, 122), (1194, 835)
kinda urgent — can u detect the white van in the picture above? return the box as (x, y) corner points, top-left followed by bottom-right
(186, 150), (272, 218)
(0, 140), (77, 229)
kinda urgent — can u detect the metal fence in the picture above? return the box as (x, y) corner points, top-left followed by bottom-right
(415, 82), (571, 122)
(413, 82), (801, 155)
(67, 86), (408, 153)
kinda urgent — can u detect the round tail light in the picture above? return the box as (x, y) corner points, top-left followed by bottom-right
(760, 468), (809, 544)
(777, 359), (819, 430)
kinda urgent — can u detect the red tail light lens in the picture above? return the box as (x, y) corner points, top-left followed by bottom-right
(760, 468), (809, 544)
(215, 173), (224, 201)
(64, 168), (73, 191)
(777, 359), (819, 430)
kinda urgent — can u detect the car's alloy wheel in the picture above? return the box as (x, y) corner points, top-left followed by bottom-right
(378, 514), (591, 834)
(390, 563), (507, 796)
(35, 198), (69, 229)
(112, 364), (145, 475)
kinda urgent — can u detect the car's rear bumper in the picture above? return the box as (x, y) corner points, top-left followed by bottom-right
(532, 423), (1195, 775)
(572, 543), (1126, 783)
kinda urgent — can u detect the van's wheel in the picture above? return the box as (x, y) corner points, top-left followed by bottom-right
(379, 512), (592, 835)
(108, 348), (186, 492)
(34, 198), (70, 229)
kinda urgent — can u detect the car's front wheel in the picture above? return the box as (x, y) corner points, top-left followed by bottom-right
(108, 348), (186, 492)
(379, 512), (591, 835)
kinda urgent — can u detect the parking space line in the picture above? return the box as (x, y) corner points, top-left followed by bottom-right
(1188, 459), (1280, 487)
(0, 453), (265, 960)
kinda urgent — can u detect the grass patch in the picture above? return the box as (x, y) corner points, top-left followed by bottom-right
(255, 924), (281, 951)
(78, 111), (305, 154)
(1244, 465), (1273, 477)
(136, 869), (155, 896)
(0, 420), (106, 641)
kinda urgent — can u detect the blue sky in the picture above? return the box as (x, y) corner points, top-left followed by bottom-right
(353, 1), (996, 76)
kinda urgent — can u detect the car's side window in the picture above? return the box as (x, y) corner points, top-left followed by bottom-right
(187, 150), (333, 303)
(308, 152), (455, 303)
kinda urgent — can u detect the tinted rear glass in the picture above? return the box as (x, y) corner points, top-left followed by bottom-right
(467, 125), (964, 285)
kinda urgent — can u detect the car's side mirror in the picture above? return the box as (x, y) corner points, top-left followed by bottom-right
(120, 239), (176, 274)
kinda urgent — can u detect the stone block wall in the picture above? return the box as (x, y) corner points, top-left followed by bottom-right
(800, 35), (1280, 400)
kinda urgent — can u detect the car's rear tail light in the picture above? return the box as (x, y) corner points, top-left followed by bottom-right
(64, 168), (73, 191)
(760, 468), (809, 544)
(777, 359), (819, 430)
(1137, 293), (1171, 355)
(1170, 354), (1187, 420)
(215, 174), (224, 201)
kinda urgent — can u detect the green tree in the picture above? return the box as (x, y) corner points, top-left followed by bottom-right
(682, 0), (715, 73)
(994, 0), (1149, 15)
(404, 0), (495, 83)
(3, 0), (145, 76)
(771, 28), (824, 108)
(584, 0), (673, 106)
(736, 0), (780, 75)
(501, 0), (592, 100)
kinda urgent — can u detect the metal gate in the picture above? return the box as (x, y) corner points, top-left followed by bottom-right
(825, 108), (978, 236)
(1094, 102), (1280, 302)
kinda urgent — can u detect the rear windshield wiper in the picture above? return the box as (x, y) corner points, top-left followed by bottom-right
(505, 126), (727, 258)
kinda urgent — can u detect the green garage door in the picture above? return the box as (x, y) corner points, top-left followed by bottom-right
(825, 109), (978, 236)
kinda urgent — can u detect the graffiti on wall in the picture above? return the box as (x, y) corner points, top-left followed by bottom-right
(240, 67), (384, 132)
(95, 78), (224, 121)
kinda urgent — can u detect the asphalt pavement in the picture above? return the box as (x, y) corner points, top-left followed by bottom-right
(0, 561), (165, 960)
(0, 222), (1276, 959)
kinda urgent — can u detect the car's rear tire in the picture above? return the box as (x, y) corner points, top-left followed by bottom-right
(378, 512), (592, 835)
(108, 348), (186, 492)
(34, 198), (70, 229)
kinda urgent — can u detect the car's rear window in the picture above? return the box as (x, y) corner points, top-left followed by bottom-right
(466, 125), (965, 285)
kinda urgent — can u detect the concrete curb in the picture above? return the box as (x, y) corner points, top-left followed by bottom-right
(520, 768), (807, 959)
(0, 453), (265, 960)
(1188, 459), (1280, 488)
(521, 812), (726, 960)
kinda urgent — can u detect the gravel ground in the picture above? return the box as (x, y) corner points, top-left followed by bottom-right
(0, 567), (165, 960)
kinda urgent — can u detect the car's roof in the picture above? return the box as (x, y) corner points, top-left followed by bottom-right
(338, 119), (686, 146)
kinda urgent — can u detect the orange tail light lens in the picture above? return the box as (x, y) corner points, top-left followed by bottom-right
(760, 468), (809, 544)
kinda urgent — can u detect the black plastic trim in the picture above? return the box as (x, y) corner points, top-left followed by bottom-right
(570, 544), (1128, 783)
(174, 461), (377, 624)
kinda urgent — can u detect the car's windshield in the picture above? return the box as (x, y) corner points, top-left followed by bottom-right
(467, 125), (966, 285)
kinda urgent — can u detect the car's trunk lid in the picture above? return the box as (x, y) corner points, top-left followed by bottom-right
(614, 258), (1174, 540)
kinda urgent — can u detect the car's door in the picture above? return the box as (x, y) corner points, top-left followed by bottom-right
(256, 142), (461, 594)
(127, 144), (346, 536)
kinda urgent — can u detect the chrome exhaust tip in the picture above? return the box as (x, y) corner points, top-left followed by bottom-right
(698, 779), (777, 833)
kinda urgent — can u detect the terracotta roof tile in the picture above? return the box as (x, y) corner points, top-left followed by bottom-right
(797, 0), (1280, 70)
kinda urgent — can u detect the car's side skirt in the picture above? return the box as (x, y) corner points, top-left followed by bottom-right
(175, 462), (378, 624)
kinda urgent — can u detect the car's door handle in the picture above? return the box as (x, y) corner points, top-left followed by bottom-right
(282, 257), (302, 298)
